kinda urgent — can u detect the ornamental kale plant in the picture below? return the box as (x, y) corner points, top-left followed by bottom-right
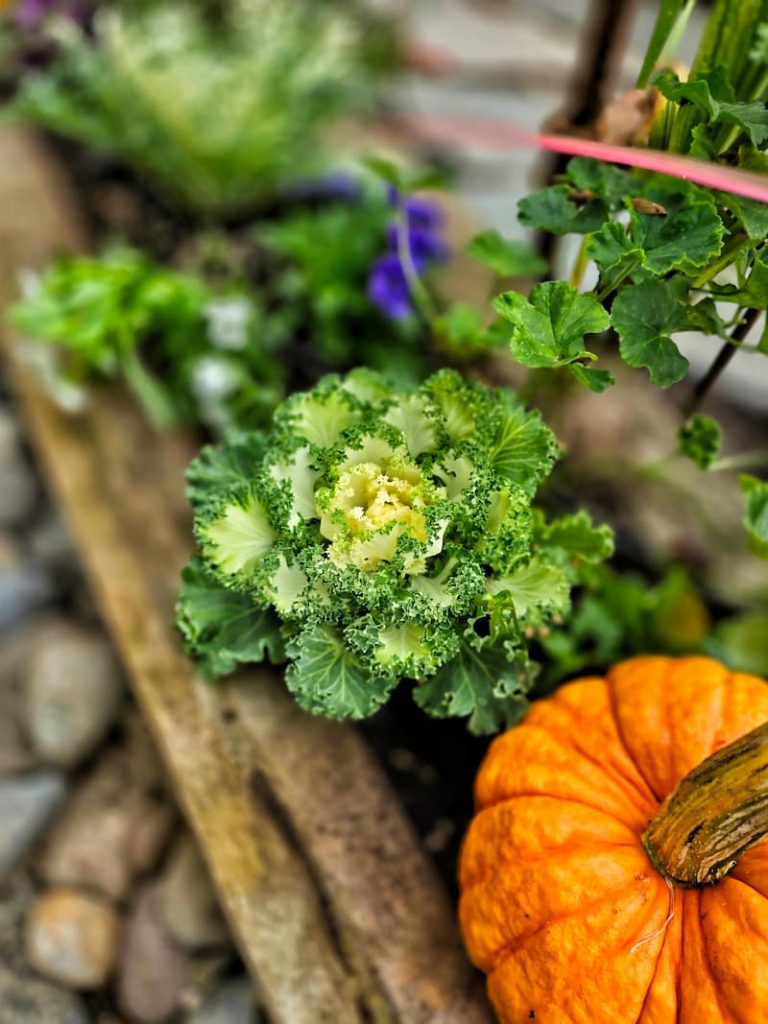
(177, 369), (613, 733)
(6, 0), (390, 215)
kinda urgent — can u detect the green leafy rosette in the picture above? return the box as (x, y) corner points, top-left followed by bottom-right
(177, 369), (612, 733)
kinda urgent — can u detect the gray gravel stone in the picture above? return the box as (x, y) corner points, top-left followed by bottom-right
(0, 564), (53, 631)
(0, 868), (36, 972)
(0, 621), (41, 776)
(0, 771), (66, 881)
(24, 623), (124, 768)
(160, 835), (230, 951)
(117, 884), (189, 1024)
(0, 966), (91, 1024)
(38, 716), (174, 901)
(27, 511), (79, 576)
(186, 977), (257, 1024)
(0, 409), (37, 529)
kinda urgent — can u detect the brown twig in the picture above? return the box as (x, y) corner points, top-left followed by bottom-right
(683, 307), (762, 417)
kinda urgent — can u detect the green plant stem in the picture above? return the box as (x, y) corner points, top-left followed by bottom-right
(636, 0), (691, 88)
(394, 203), (440, 326)
(121, 349), (177, 430)
(595, 262), (638, 303)
(711, 450), (768, 473)
(569, 237), (589, 289)
(684, 306), (761, 416)
(691, 234), (749, 289)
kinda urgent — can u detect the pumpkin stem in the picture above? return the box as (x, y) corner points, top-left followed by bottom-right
(642, 720), (768, 887)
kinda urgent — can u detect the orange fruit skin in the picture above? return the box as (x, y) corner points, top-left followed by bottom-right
(459, 656), (768, 1024)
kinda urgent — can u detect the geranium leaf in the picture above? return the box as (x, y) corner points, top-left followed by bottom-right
(467, 229), (548, 277)
(612, 279), (691, 386)
(568, 364), (615, 392)
(518, 185), (607, 235)
(587, 221), (644, 280)
(628, 181), (724, 275)
(494, 281), (610, 369)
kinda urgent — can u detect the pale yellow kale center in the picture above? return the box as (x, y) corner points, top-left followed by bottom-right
(320, 460), (436, 571)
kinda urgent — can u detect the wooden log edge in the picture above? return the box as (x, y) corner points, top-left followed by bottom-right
(0, 128), (493, 1024)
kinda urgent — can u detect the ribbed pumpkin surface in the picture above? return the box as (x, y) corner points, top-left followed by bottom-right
(459, 656), (768, 1024)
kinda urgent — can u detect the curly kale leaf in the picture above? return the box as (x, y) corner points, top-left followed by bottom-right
(413, 642), (533, 735)
(177, 558), (285, 677)
(285, 626), (396, 719)
(178, 369), (610, 732)
(186, 431), (270, 512)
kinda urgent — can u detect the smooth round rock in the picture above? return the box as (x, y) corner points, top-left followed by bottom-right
(188, 977), (256, 1024)
(25, 889), (120, 990)
(0, 966), (90, 1024)
(160, 835), (229, 950)
(117, 884), (188, 1023)
(24, 624), (124, 768)
(0, 772), (66, 881)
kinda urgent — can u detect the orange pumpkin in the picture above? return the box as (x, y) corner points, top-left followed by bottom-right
(459, 655), (768, 1024)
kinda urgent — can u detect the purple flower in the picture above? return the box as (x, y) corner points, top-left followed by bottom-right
(387, 188), (444, 233)
(369, 189), (449, 321)
(286, 172), (363, 204)
(386, 224), (450, 265)
(368, 253), (414, 320)
(14, 0), (88, 28)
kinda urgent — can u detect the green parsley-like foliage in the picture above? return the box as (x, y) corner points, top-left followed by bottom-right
(7, 248), (283, 431)
(256, 194), (425, 379)
(177, 369), (613, 733)
(677, 414), (723, 470)
(7, 0), (385, 215)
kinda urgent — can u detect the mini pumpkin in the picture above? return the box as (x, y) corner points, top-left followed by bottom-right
(459, 655), (768, 1024)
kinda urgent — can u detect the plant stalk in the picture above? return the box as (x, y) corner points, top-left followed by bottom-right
(684, 306), (761, 416)
(643, 720), (768, 887)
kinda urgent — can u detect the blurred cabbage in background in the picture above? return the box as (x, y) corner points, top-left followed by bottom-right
(6, 0), (398, 214)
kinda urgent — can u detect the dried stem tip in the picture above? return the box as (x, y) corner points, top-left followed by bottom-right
(643, 721), (768, 887)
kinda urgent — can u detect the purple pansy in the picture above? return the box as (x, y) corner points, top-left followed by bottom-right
(367, 253), (414, 321)
(369, 191), (449, 320)
(386, 224), (450, 265)
(286, 172), (363, 204)
(386, 187), (444, 233)
(14, 0), (88, 28)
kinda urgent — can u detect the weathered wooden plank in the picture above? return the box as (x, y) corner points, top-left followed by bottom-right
(0, 128), (493, 1024)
